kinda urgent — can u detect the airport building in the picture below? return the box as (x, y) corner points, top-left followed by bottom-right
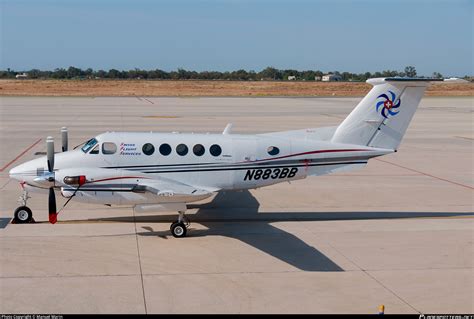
(322, 74), (342, 81)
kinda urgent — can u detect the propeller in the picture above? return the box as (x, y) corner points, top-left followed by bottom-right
(49, 187), (57, 224)
(46, 136), (54, 173)
(46, 136), (57, 224)
(43, 130), (76, 224)
(61, 127), (68, 152)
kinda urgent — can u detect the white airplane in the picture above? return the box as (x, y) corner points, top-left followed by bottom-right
(8, 77), (464, 237)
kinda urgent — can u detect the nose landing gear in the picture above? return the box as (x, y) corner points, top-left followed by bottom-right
(12, 190), (34, 224)
(13, 206), (33, 223)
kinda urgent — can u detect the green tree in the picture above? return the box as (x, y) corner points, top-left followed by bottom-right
(231, 69), (249, 80)
(95, 70), (107, 78)
(108, 69), (122, 79)
(258, 67), (281, 80)
(67, 66), (83, 79)
(28, 69), (42, 79)
(404, 66), (417, 77)
(51, 68), (67, 79)
(341, 72), (351, 81)
(301, 70), (317, 81)
(84, 68), (93, 78)
(148, 69), (169, 79)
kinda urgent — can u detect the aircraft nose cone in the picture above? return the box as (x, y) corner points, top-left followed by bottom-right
(9, 166), (18, 176)
(9, 158), (44, 183)
(9, 164), (25, 181)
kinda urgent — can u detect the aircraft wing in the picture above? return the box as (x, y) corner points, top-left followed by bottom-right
(131, 176), (214, 202)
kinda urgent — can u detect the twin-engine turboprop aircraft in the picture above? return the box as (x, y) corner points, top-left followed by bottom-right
(8, 77), (464, 237)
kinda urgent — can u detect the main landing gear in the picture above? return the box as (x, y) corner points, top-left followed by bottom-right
(12, 190), (34, 224)
(170, 211), (190, 238)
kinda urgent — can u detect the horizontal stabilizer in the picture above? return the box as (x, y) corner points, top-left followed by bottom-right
(368, 77), (468, 85)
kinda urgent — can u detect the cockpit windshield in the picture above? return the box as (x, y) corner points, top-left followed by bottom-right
(81, 138), (98, 153)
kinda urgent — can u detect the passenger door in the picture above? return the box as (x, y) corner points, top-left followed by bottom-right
(231, 137), (258, 189)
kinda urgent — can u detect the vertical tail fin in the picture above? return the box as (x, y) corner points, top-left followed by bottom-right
(331, 78), (457, 149)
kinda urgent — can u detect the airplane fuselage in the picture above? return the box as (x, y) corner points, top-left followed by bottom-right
(11, 131), (390, 206)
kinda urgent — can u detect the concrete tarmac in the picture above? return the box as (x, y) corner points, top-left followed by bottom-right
(0, 96), (472, 313)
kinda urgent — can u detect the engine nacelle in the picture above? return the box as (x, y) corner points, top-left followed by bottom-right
(63, 175), (87, 186)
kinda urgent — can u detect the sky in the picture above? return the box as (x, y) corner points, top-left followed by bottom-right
(1, 0), (472, 76)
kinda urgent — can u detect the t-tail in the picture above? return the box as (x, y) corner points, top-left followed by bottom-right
(331, 77), (466, 150)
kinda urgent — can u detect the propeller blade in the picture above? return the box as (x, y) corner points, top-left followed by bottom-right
(46, 136), (54, 173)
(48, 187), (57, 224)
(61, 127), (68, 152)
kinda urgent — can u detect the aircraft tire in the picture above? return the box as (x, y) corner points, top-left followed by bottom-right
(13, 206), (33, 224)
(170, 221), (187, 238)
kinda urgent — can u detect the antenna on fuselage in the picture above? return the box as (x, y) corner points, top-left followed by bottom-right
(222, 123), (233, 135)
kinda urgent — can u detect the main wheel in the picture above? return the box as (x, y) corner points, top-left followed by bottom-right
(13, 206), (33, 224)
(170, 221), (187, 238)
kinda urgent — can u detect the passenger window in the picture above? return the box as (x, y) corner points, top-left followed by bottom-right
(102, 142), (117, 155)
(267, 146), (280, 156)
(210, 144), (222, 157)
(176, 144), (188, 156)
(90, 144), (99, 154)
(193, 144), (205, 156)
(159, 143), (172, 156)
(142, 143), (155, 156)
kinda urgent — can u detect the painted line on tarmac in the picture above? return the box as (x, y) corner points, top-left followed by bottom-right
(454, 136), (473, 141)
(135, 96), (154, 104)
(375, 158), (473, 190)
(143, 97), (154, 104)
(0, 138), (42, 172)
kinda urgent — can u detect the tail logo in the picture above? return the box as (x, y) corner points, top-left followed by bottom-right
(376, 90), (401, 119)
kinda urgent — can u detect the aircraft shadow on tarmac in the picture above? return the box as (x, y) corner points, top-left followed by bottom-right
(77, 190), (473, 272)
(0, 218), (11, 229)
(140, 190), (344, 272)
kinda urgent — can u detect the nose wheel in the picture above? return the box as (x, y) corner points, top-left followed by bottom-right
(13, 206), (33, 224)
(170, 211), (190, 238)
(12, 189), (34, 224)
